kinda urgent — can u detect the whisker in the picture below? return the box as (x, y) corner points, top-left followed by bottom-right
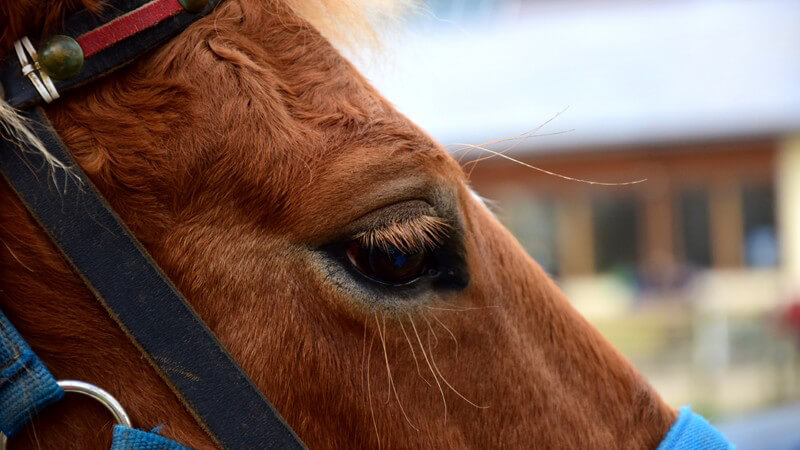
(452, 143), (647, 186)
(451, 107), (570, 169)
(399, 319), (431, 387)
(365, 327), (381, 449)
(1, 239), (34, 272)
(437, 300), (503, 311)
(423, 305), (502, 312)
(377, 314), (391, 405)
(464, 129), (576, 179)
(429, 312), (459, 358)
(451, 130), (574, 159)
(426, 328), (489, 410)
(459, 115), (574, 178)
(422, 314), (439, 349)
(376, 314), (419, 431)
(409, 314), (448, 424)
(362, 322), (368, 378)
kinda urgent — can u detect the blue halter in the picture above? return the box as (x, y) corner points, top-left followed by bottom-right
(0, 308), (189, 449)
(657, 406), (735, 450)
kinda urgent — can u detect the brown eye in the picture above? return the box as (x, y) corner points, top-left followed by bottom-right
(346, 241), (432, 285)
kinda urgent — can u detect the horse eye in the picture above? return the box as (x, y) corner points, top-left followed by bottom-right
(346, 241), (434, 285)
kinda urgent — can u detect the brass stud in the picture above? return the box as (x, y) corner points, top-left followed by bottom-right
(179, 0), (207, 13)
(38, 35), (84, 80)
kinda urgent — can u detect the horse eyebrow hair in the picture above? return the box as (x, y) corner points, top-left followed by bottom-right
(354, 215), (451, 252)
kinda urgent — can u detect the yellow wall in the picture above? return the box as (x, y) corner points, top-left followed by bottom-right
(778, 135), (800, 299)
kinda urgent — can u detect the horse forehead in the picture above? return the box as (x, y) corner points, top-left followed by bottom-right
(162, 3), (463, 215)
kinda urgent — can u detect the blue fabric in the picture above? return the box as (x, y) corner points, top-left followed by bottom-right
(658, 406), (735, 450)
(0, 309), (64, 437)
(0, 310), (191, 449)
(111, 425), (193, 450)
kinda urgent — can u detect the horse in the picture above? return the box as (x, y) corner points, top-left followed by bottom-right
(0, 0), (679, 448)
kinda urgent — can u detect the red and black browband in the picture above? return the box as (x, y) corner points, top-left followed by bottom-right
(0, 1), (305, 448)
(3, 0), (211, 108)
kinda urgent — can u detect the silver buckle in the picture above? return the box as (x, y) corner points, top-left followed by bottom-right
(0, 380), (131, 449)
(13, 36), (60, 104)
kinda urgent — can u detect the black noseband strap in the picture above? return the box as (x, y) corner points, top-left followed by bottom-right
(0, 0), (305, 448)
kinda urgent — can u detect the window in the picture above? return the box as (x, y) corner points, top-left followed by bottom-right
(675, 189), (711, 268)
(502, 194), (560, 276)
(742, 184), (779, 267)
(592, 195), (639, 273)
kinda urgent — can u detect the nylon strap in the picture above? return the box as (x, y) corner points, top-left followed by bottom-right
(1, 309), (187, 447)
(0, 308), (64, 437)
(657, 407), (734, 450)
(111, 425), (192, 450)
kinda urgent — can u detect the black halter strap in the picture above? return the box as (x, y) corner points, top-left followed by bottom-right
(0, 1), (304, 448)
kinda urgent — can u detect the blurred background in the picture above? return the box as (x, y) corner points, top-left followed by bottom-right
(355, 0), (800, 447)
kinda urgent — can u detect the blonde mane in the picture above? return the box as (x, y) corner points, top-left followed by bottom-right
(285, 0), (415, 49)
(0, 97), (70, 171)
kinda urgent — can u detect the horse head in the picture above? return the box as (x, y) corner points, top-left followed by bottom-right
(0, 0), (676, 448)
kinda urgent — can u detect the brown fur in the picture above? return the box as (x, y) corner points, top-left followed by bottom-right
(0, 0), (676, 448)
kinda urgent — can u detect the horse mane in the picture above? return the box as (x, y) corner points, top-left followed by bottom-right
(285, 0), (415, 49)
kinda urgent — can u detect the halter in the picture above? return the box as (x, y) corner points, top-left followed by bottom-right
(0, 0), (304, 448)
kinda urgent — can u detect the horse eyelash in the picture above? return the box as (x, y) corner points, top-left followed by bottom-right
(354, 215), (451, 253)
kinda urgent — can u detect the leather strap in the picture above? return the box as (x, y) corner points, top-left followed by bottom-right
(0, 0), (222, 108)
(0, 109), (305, 449)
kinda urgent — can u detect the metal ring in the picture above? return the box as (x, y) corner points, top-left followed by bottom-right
(0, 380), (131, 450)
